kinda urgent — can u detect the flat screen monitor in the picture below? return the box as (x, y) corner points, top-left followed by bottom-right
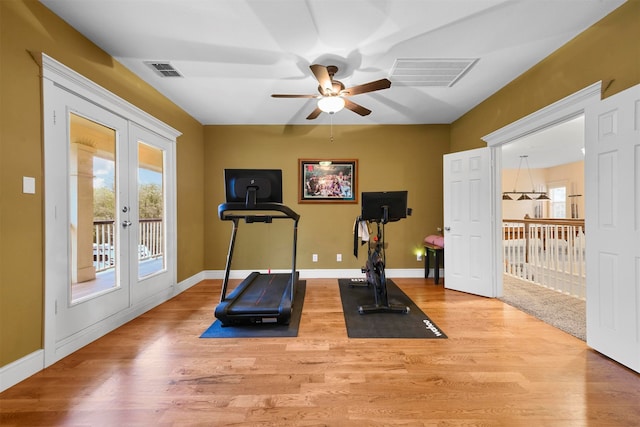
(224, 169), (283, 206)
(361, 191), (408, 223)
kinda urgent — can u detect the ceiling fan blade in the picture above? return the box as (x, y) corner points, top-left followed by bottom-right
(344, 99), (371, 116)
(271, 94), (318, 98)
(343, 78), (391, 96)
(310, 64), (332, 94)
(307, 107), (322, 120)
(306, 107), (322, 120)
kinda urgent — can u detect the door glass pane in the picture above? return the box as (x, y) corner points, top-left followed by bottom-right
(69, 113), (117, 301)
(138, 141), (165, 278)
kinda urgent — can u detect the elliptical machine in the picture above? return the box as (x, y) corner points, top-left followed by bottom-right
(354, 191), (411, 315)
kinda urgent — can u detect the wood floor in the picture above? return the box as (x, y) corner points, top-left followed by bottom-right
(2, 278), (639, 426)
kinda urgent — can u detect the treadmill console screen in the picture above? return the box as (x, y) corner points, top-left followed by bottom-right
(224, 169), (283, 206)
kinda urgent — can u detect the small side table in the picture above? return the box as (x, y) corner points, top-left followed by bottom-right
(424, 243), (444, 284)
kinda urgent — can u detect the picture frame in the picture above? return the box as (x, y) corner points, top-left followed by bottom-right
(298, 159), (358, 203)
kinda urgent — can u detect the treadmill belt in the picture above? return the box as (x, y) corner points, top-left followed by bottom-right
(215, 271), (299, 325)
(229, 274), (290, 311)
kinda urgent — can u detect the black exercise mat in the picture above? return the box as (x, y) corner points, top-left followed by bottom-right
(200, 280), (306, 338)
(338, 278), (447, 339)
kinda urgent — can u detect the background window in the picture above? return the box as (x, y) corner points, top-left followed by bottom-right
(549, 186), (566, 218)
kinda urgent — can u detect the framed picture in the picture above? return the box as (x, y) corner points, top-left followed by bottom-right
(299, 159), (358, 203)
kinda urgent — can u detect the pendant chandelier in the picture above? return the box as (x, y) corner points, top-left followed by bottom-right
(502, 155), (550, 201)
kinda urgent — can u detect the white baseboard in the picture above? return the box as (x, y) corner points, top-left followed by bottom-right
(0, 350), (44, 393)
(176, 270), (206, 293)
(0, 270), (205, 393)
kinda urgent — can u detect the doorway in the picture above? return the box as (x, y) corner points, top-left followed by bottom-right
(41, 54), (180, 366)
(501, 115), (587, 299)
(481, 84), (599, 342)
(500, 118), (587, 340)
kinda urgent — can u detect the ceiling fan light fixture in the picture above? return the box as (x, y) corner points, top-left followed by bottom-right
(317, 96), (345, 114)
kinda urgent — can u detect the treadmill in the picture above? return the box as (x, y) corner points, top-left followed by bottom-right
(214, 169), (300, 326)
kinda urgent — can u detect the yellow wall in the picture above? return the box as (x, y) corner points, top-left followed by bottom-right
(204, 125), (448, 271)
(450, 0), (640, 153)
(502, 161), (584, 219)
(0, 1), (205, 366)
(546, 161), (585, 218)
(502, 168), (547, 219)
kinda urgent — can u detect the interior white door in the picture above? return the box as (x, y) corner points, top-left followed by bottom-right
(443, 147), (498, 297)
(585, 83), (640, 373)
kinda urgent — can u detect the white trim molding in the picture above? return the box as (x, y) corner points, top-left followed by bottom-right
(40, 53), (181, 140)
(0, 350), (44, 393)
(483, 81), (602, 146)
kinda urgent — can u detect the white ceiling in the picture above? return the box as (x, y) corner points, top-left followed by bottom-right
(40, 0), (624, 127)
(502, 115), (585, 169)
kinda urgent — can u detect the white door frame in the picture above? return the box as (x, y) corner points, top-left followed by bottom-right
(41, 53), (181, 366)
(482, 83), (601, 289)
(483, 81), (601, 152)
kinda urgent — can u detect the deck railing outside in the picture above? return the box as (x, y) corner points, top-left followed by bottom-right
(503, 218), (586, 299)
(93, 219), (163, 272)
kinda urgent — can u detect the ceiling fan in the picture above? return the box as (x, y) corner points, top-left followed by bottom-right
(271, 64), (391, 120)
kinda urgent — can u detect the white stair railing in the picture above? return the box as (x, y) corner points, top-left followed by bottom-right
(503, 218), (586, 299)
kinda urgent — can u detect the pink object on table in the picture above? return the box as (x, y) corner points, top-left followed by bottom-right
(424, 235), (444, 248)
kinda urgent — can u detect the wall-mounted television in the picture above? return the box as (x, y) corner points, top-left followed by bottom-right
(224, 169), (283, 207)
(361, 191), (408, 223)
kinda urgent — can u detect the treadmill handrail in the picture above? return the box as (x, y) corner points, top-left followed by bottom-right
(217, 200), (300, 314)
(218, 202), (300, 222)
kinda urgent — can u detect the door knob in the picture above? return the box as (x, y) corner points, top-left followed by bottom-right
(444, 227), (451, 231)
(122, 220), (132, 228)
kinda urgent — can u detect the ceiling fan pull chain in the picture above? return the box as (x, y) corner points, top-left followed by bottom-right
(330, 114), (335, 143)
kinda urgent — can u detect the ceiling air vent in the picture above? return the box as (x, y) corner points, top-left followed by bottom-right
(390, 58), (478, 87)
(145, 61), (183, 78)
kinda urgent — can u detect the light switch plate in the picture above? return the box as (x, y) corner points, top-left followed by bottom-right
(23, 176), (36, 194)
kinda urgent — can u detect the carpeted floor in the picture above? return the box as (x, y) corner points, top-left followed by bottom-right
(500, 275), (585, 341)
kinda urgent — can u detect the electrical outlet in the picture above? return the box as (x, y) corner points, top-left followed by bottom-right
(336, 254), (342, 262)
(312, 254), (318, 262)
(417, 252), (423, 261)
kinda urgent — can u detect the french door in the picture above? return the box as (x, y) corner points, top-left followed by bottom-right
(129, 123), (175, 302)
(585, 83), (640, 373)
(46, 89), (133, 344)
(42, 55), (178, 365)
